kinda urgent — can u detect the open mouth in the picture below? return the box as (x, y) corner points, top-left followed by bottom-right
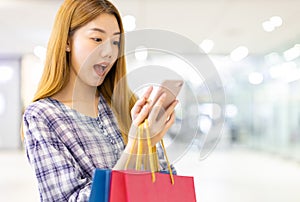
(93, 63), (108, 77)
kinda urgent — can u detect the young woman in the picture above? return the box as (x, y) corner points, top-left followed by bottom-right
(22, 0), (177, 201)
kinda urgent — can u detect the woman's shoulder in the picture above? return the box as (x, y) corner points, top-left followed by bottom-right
(23, 97), (63, 120)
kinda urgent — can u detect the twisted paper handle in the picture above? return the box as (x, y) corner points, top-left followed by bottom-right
(125, 119), (174, 184)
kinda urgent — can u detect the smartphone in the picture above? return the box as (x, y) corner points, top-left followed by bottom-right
(151, 80), (184, 109)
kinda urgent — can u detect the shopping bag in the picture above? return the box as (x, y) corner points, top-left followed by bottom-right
(109, 170), (196, 202)
(89, 169), (111, 202)
(89, 119), (196, 202)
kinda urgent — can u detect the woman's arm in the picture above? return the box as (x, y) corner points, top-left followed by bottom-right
(23, 115), (91, 202)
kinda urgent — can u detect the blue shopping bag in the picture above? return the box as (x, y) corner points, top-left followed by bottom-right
(89, 169), (111, 202)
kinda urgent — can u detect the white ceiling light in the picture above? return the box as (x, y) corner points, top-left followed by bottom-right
(248, 72), (264, 85)
(199, 39), (214, 53)
(225, 104), (238, 118)
(0, 66), (14, 83)
(230, 46), (249, 62)
(270, 16), (283, 27)
(122, 15), (136, 32)
(262, 16), (283, 32)
(285, 69), (300, 83)
(283, 44), (300, 61)
(262, 21), (275, 32)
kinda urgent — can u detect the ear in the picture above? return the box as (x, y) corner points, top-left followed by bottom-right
(66, 39), (71, 52)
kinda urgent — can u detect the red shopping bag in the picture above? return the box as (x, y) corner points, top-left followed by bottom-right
(109, 119), (196, 202)
(109, 170), (196, 202)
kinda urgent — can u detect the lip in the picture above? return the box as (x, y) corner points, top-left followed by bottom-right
(93, 62), (110, 77)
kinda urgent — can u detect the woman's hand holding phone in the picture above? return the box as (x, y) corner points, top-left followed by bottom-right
(147, 95), (178, 146)
(128, 80), (182, 149)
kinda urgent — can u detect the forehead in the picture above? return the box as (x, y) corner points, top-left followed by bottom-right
(84, 13), (120, 35)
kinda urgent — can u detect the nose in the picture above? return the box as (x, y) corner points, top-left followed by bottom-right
(99, 39), (112, 58)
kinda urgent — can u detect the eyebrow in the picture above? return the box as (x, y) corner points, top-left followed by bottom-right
(89, 28), (121, 35)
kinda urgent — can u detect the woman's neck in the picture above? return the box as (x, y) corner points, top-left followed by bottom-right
(52, 70), (100, 118)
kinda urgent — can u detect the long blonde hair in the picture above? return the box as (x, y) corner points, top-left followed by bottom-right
(32, 0), (136, 143)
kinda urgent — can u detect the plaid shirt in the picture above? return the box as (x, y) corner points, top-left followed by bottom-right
(23, 95), (175, 202)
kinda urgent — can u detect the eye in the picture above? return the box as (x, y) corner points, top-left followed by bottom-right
(92, 38), (102, 43)
(113, 41), (120, 47)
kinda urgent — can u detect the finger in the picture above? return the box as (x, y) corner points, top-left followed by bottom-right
(151, 113), (175, 144)
(132, 104), (150, 126)
(135, 86), (153, 107)
(131, 97), (146, 115)
(156, 112), (176, 139)
(149, 85), (166, 108)
(161, 100), (178, 121)
(142, 85), (153, 101)
(148, 93), (166, 121)
(165, 111), (176, 126)
(131, 86), (153, 117)
(153, 99), (178, 123)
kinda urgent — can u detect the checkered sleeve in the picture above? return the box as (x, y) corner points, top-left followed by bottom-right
(23, 114), (91, 202)
(157, 143), (177, 175)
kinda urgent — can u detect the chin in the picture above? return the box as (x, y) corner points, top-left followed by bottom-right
(95, 78), (105, 86)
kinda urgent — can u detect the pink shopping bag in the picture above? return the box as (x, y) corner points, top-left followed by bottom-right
(109, 170), (197, 202)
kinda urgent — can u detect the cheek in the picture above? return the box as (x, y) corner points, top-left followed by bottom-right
(71, 44), (94, 75)
(112, 47), (120, 61)
(72, 44), (87, 64)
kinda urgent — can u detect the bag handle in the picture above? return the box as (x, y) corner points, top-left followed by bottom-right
(125, 119), (175, 184)
(136, 125), (143, 170)
(144, 119), (174, 184)
(144, 119), (156, 182)
(160, 138), (174, 185)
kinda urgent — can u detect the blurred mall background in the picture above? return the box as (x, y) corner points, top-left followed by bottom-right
(1, 0), (300, 201)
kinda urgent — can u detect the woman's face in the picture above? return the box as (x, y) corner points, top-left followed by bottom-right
(69, 13), (120, 87)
